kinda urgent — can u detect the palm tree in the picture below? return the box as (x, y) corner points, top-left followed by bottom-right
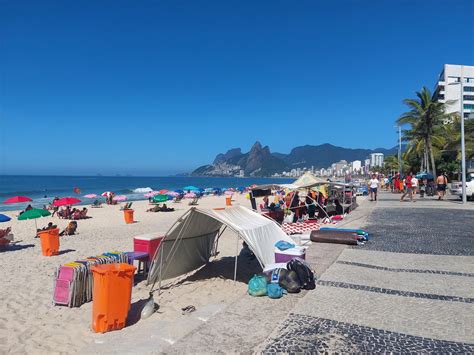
(397, 86), (450, 177)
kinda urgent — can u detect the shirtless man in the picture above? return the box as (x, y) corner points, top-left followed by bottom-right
(436, 172), (448, 200)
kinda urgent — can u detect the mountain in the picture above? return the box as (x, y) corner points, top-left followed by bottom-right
(191, 142), (401, 177)
(279, 143), (400, 169)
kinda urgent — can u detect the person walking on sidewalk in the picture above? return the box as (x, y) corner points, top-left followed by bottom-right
(411, 175), (419, 202)
(368, 174), (380, 201)
(400, 172), (413, 202)
(436, 172), (448, 200)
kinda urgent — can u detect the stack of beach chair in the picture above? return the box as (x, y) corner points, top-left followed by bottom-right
(52, 251), (128, 308)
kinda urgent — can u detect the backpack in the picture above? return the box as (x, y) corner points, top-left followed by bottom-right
(287, 258), (316, 290)
(248, 275), (268, 296)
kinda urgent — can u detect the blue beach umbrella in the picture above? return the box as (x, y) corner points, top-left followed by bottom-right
(416, 172), (434, 180)
(0, 214), (11, 223)
(174, 189), (184, 194)
(183, 186), (199, 191)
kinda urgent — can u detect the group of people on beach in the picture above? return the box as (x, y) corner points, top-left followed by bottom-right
(54, 206), (89, 220)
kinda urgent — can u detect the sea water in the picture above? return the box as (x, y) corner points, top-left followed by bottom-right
(0, 175), (292, 212)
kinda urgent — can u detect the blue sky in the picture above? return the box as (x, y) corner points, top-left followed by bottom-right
(1, 0), (473, 176)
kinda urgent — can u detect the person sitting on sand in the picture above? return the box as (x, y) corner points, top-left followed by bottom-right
(0, 227), (14, 247)
(80, 208), (88, 219)
(71, 209), (81, 220)
(147, 204), (162, 212)
(35, 222), (58, 237)
(160, 204), (175, 212)
(60, 221), (77, 236)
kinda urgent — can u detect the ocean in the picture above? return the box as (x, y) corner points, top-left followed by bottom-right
(0, 175), (293, 212)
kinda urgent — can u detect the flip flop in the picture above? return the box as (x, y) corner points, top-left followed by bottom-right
(181, 305), (196, 314)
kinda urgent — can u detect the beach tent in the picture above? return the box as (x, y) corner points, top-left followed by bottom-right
(146, 206), (294, 290)
(293, 172), (327, 188)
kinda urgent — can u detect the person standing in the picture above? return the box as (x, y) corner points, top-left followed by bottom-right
(436, 172), (448, 200)
(400, 172), (413, 202)
(411, 175), (419, 202)
(368, 174), (380, 201)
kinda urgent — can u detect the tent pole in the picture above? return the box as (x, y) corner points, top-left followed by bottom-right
(234, 233), (239, 282)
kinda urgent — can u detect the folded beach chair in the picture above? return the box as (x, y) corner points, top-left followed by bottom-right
(120, 202), (132, 210)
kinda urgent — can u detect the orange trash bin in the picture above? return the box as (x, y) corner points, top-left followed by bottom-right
(123, 209), (134, 224)
(37, 228), (60, 256)
(226, 196), (232, 206)
(91, 263), (136, 333)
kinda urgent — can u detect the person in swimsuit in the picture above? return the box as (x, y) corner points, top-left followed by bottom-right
(436, 172), (448, 200)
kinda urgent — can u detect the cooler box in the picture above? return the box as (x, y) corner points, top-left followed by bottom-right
(133, 234), (164, 259)
(274, 246), (306, 263)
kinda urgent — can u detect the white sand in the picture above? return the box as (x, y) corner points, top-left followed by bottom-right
(0, 194), (257, 353)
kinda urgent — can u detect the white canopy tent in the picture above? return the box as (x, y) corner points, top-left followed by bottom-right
(146, 206), (295, 291)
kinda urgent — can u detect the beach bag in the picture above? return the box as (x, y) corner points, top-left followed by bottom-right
(280, 270), (301, 293)
(248, 275), (267, 296)
(287, 259), (316, 290)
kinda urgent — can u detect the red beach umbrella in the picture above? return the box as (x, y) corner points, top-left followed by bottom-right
(4, 196), (33, 204)
(53, 197), (82, 207)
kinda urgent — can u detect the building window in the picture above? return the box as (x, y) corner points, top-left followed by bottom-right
(438, 85), (445, 91)
(464, 95), (474, 101)
(437, 94), (445, 100)
(464, 86), (474, 92)
(464, 104), (474, 110)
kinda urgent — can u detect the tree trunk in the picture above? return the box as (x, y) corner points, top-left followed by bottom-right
(427, 136), (436, 176)
(424, 142), (430, 173)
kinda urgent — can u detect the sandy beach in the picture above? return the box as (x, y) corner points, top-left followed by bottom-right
(0, 194), (257, 353)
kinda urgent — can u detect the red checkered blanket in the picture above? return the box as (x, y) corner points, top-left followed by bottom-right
(281, 222), (321, 235)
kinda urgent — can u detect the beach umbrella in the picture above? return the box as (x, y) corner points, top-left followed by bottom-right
(225, 190), (234, 195)
(113, 195), (127, 201)
(3, 196), (33, 204)
(101, 191), (113, 197)
(166, 191), (179, 197)
(18, 208), (51, 231)
(53, 197), (81, 207)
(183, 186), (199, 191)
(237, 186), (246, 191)
(184, 192), (196, 198)
(0, 214), (11, 223)
(159, 189), (169, 194)
(416, 172), (434, 180)
(84, 194), (97, 199)
(174, 189), (184, 194)
(152, 194), (168, 203)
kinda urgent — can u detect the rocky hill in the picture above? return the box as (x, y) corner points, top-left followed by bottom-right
(191, 141), (399, 177)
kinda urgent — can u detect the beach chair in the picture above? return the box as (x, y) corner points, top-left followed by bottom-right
(120, 202), (132, 210)
(188, 197), (199, 206)
(173, 195), (183, 203)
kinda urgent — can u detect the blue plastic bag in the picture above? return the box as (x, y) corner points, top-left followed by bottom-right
(248, 275), (267, 296)
(267, 283), (286, 299)
(275, 240), (295, 251)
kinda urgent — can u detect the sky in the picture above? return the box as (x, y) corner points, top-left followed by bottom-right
(1, 0), (473, 176)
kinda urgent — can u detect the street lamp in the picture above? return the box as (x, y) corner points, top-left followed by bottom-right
(448, 66), (467, 204)
(394, 125), (402, 174)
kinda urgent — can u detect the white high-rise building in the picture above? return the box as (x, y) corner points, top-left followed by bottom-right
(435, 64), (474, 119)
(370, 153), (384, 167)
(352, 160), (361, 170)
